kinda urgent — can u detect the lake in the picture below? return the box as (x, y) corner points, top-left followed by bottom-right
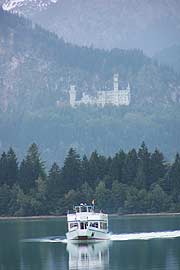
(0, 215), (180, 270)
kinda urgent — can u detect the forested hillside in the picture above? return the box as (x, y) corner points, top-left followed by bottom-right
(0, 9), (180, 162)
(0, 8), (180, 113)
(0, 143), (180, 216)
(154, 45), (180, 74)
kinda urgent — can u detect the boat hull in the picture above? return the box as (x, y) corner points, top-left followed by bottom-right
(66, 228), (110, 241)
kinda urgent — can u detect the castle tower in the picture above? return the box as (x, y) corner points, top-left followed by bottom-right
(113, 74), (119, 92)
(127, 83), (131, 105)
(69, 85), (76, 107)
(127, 83), (130, 91)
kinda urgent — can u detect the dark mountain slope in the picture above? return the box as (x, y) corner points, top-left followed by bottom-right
(154, 45), (180, 74)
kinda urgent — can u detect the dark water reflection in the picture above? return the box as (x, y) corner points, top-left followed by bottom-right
(0, 215), (180, 270)
(67, 241), (110, 270)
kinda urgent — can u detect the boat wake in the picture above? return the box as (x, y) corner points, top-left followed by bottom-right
(110, 230), (180, 241)
(22, 236), (67, 243)
(22, 230), (180, 243)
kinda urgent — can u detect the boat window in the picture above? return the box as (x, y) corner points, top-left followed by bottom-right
(80, 222), (88, 230)
(88, 207), (93, 212)
(90, 222), (98, 228)
(70, 223), (78, 229)
(81, 206), (87, 212)
(100, 222), (107, 230)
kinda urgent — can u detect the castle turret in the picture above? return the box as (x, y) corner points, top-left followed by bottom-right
(113, 74), (119, 92)
(69, 85), (76, 107)
(127, 83), (130, 91)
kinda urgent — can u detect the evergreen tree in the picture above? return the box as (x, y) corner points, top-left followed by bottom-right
(88, 151), (107, 187)
(6, 147), (18, 186)
(168, 153), (180, 202)
(64, 189), (81, 210)
(122, 149), (138, 184)
(61, 148), (82, 191)
(0, 148), (18, 187)
(81, 155), (91, 185)
(16, 188), (34, 216)
(0, 152), (8, 186)
(8, 184), (21, 216)
(149, 149), (167, 187)
(95, 181), (112, 211)
(80, 182), (93, 204)
(47, 162), (63, 213)
(109, 150), (126, 182)
(0, 184), (11, 215)
(19, 143), (46, 193)
(124, 186), (139, 213)
(111, 180), (127, 212)
(136, 142), (151, 189)
(30, 176), (48, 215)
(135, 162), (146, 189)
(149, 184), (169, 212)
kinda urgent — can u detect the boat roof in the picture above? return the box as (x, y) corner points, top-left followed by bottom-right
(73, 204), (94, 213)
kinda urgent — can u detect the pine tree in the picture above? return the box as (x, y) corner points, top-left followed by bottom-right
(81, 155), (91, 185)
(0, 184), (11, 215)
(109, 150), (126, 182)
(85, 151), (107, 188)
(111, 180), (127, 212)
(136, 142), (151, 189)
(149, 149), (167, 187)
(122, 149), (138, 184)
(168, 153), (180, 202)
(47, 162), (63, 212)
(19, 143), (46, 193)
(61, 148), (82, 192)
(6, 147), (19, 186)
(0, 152), (8, 186)
(0, 148), (18, 187)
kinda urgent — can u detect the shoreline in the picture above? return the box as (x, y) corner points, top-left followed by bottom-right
(0, 215), (66, 220)
(0, 212), (180, 220)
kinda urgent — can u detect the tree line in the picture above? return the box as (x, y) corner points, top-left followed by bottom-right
(0, 142), (180, 216)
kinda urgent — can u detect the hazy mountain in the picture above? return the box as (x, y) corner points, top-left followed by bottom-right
(0, 9), (180, 163)
(1, 0), (180, 55)
(154, 45), (180, 74)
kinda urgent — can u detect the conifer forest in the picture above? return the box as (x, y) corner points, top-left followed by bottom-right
(0, 142), (180, 217)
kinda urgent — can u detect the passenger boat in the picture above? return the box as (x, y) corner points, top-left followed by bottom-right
(66, 203), (110, 241)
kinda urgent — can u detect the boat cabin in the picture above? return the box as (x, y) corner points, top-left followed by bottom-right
(74, 204), (94, 213)
(67, 204), (108, 232)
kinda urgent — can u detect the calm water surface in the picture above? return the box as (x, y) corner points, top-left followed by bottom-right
(0, 215), (180, 270)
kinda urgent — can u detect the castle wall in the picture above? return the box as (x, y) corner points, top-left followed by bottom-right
(69, 75), (131, 107)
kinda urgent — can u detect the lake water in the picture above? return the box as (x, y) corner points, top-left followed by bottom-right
(1, 215), (180, 270)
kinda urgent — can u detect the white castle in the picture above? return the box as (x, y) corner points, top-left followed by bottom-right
(69, 74), (131, 107)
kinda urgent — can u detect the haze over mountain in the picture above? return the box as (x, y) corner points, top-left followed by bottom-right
(0, 9), (180, 163)
(154, 45), (180, 74)
(1, 0), (180, 55)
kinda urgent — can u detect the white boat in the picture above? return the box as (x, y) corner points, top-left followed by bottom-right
(66, 203), (110, 241)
